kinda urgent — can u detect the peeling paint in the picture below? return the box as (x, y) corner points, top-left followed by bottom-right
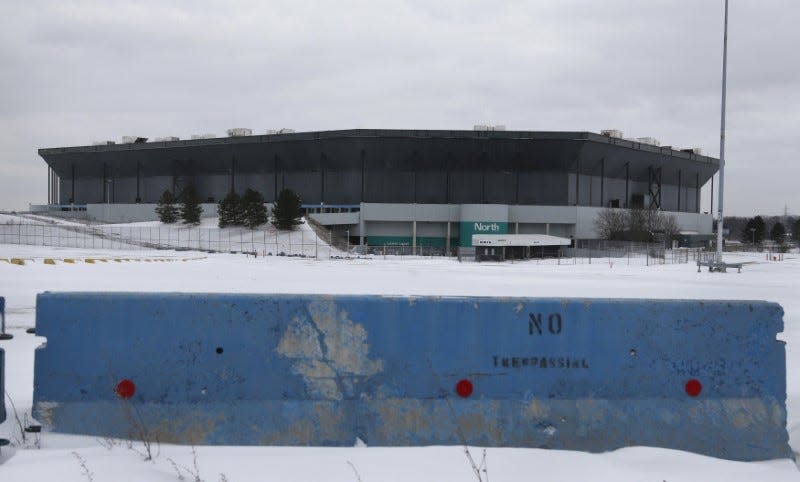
(275, 317), (322, 359)
(308, 300), (383, 377)
(276, 300), (383, 400)
(35, 401), (60, 428)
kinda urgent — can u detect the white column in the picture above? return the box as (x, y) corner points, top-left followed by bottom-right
(412, 220), (417, 254)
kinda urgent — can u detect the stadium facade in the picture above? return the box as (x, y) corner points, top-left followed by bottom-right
(38, 129), (718, 248)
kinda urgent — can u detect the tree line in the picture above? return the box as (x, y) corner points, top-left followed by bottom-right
(594, 207), (680, 242)
(156, 186), (302, 230)
(155, 186), (202, 224)
(733, 215), (798, 245)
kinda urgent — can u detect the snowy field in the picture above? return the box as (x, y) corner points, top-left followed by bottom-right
(1, 213), (343, 258)
(1, 237), (800, 480)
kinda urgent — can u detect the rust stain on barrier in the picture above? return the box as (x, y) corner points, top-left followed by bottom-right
(456, 401), (504, 442)
(371, 399), (436, 442)
(525, 399), (551, 420)
(722, 399), (772, 429)
(257, 403), (346, 445)
(151, 412), (217, 444)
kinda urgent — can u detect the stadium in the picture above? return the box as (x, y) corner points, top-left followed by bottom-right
(37, 128), (719, 249)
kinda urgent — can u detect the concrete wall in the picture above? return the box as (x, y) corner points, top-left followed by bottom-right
(309, 212), (360, 226)
(361, 203), (459, 222)
(312, 203), (713, 245)
(0, 347), (4, 426)
(85, 203), (219, 223)
(33, 292), (790, 460)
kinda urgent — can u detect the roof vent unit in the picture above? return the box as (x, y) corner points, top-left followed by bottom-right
(493, 125), (506, 131)
(601, 129), (624, 139)
(120, 136), (137, 144)
(681, 147), (704, 155)
(473, 125), (505, 131)
(92, 140), (115, 146)
(154, 136), (179, 142)
(190, 133), (216, 140)
(636, 137), (660, 146)
(227, 128), (252, 137)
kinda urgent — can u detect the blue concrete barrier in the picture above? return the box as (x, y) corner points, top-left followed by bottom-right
(1, 295), (6, 427)
(33, 293), (789, 461)
(0, 347), (5, 426)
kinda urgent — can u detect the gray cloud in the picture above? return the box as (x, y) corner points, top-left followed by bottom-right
(1, 0), (797, 215)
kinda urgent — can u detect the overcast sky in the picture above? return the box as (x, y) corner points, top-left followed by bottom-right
(1, 0), (797, 216)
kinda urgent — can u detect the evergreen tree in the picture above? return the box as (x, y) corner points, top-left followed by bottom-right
(771, 222), (786, 244)
(794, 218), (800, 242)
(179, 185), (203, 225)
(753, 216), (766, 243)
(217, 190), (243, 228)
(242, 188), (268, 228)
(742, 216), (766, 244)
(271, 188), (303, 230)
(155, 190), (179, 224)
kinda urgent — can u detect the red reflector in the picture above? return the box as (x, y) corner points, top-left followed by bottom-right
(455, 379), (473, 398)
(685, 379), (702, 397)
(116, 379), (136, 399)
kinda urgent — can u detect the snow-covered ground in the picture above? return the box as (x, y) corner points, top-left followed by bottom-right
(0, 214), (342, 258)
(1, 237), (799, 480)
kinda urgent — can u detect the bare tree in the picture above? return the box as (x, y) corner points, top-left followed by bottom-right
(657, 212), (680, 238)
(595, 208), (680, 242)
(594, 208), (627, 239)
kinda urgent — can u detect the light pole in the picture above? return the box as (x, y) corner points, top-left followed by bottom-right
(715, 0), (729, 266)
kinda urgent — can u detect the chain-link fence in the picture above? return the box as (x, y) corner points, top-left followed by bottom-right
(566, 240), (703, 265)
(0, 223), (342, 258)
(1, 222), (706, 265)
(454, 240), (703, 265)
(354, 245), (453, 257)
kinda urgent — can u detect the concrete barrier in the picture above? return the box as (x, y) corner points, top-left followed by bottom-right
(0, 347), (5, 426)
(1, 296), (6, 430)
(33, 293), (789, 461)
